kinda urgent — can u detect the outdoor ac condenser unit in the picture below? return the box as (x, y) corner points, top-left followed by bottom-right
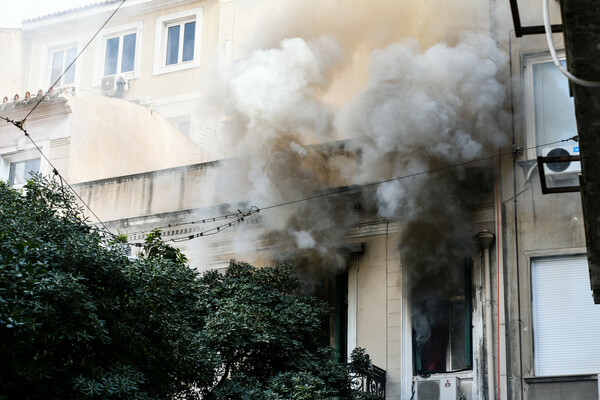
(414, 377), (458, 400)
(101, 76), (128, 98)
(542, 145), (581, 175)
(101, 76), (116, 96)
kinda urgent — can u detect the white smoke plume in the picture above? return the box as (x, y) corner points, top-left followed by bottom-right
(203, 1), (508, 282)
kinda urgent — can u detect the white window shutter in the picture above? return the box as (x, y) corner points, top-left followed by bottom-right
(532, 256), (600, 376)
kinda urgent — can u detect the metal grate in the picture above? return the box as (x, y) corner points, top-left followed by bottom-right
(416, 380), (440, 400)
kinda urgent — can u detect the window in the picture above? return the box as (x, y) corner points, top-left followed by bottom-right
(314, 271), (348, 364)
(524, 54), (578, 158)
(49, 46), (77, 87)
(531, 255), (600, 376)
(412, 256), (472, 374)
(93, 22), (143, 86)
(8, 158), (40, 186)
(154, 8), (202, 75)
(104, 33), (137, 76)
(166, 21), (195, 65)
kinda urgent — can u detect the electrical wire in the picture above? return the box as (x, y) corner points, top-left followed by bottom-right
(123, 208), (260, 237)
(169, 207), (260, 242)
(0, 0), (128, 241)
(148, 135), (578, 244)
(543, 0), (600, 87)
(1, 115), (114, 237)
(21, 0), (128, 123)
(258, 136), (577, 212)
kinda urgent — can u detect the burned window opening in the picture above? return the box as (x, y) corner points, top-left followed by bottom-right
(412, 256), (473, 376)
(314, 269), (348, 364)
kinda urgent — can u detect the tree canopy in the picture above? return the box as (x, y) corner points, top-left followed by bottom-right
(0, 177), (373, 399)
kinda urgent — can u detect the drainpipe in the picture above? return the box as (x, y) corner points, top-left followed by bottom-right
(477, 229), (495, 400)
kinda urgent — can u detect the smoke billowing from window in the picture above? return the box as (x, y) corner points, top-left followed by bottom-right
(204, 1), (508, 286)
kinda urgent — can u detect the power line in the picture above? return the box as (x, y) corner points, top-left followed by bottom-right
(1, 115), (114, 236)
(0, 0), (128, 239)
(258, 136), (577, 212)
(170, 207), (260, 242)
(19, 0), (127, 124)
(148, 135), (577, 244)
(122, 208), (261, 237)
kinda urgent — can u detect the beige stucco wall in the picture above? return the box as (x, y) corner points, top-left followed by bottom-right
(67, 92), (206, 183)
(0, 29), (23, 97)
(20, 0), (221, 100)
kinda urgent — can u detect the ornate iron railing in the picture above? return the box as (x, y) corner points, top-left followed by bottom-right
(346, 364), (386, 399)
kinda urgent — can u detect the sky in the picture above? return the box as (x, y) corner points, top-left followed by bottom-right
(0, 0), (100, 28)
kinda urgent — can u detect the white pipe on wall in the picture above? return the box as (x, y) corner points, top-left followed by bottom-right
(477, 229), (496, 400)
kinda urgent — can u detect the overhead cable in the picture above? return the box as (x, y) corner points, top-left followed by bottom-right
(21, 0), (128, 123)
(543, 0), (600, 87)
(144, 135), (578, 244)
(1, 115), (114, 237)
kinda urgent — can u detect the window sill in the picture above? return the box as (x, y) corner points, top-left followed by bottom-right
(525, 374), (598, 384)
(152, 60), (199, 76)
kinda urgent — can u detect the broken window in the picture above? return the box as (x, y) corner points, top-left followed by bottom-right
(412, 256), (472, 375)
(314, 270), (348, 364)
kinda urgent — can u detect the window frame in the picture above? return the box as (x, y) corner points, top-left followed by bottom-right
(153, 8), (203, 76)
(93, 21), (143, 87)
(7, 158), (41, 187)
(523, 51), (577, 160)
(530, 254), (600, 376)
(46, 43), (79, 89)
(1, 149), (46, 188)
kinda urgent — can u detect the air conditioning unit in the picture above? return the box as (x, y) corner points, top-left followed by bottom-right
(542, 146), (580, 175)
(101, 76), (128, 98)
(414, 377), (458, 400)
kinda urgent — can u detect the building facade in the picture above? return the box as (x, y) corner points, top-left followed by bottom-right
(1, 0), (598, 399)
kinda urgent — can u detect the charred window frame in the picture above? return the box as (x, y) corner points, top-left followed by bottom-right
(315, 269), (348, 364)
(413, 256), (473, 375)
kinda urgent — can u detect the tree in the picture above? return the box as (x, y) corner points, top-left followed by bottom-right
(198, 261), (355, 399)
(0, 176), (373, 399)
(0, 177), (213, 399)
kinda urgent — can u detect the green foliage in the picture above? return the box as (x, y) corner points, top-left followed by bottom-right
(199, 262), (355, 399)
(0, 176), (375, 399)
(142, 228), (188, 265)
(0, 177), (213, 399)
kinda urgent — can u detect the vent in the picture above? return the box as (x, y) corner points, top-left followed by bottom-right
(414, 377), (458, 400)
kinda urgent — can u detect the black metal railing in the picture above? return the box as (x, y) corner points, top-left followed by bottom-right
(346, 364), (386, 399)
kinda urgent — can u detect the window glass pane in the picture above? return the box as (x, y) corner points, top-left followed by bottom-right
(166, 25), (180, 65)
(533, 61), (577, 155)
(63, 47), (77, 85)
(104, 37), (119, 76)
(182, 21), (195, 62)
(178, 120), (191, 136)
(50, 50), (64, 85)
(121, 33), (136, 73)
(532, 256), (600, 375)
(8, 159), (41, 186)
